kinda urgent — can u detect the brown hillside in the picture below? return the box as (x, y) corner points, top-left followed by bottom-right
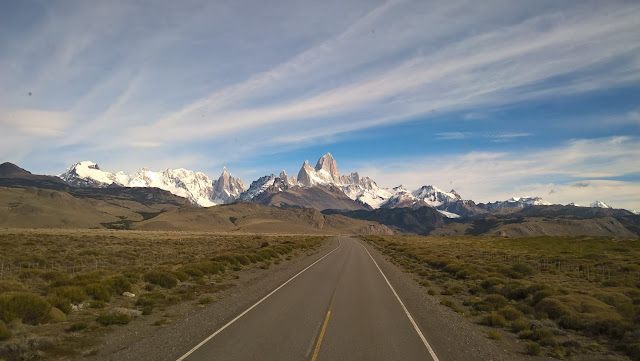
(133, 202), (392, 234)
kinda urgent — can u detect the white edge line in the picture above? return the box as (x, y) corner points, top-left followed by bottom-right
(359, 240), (440, 361)
(176, 238), (343, 361)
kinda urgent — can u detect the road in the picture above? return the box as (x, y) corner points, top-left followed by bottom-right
(177, 236), (438, 361)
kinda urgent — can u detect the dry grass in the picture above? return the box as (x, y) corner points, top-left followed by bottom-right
(0, 228), (325, 360)
(363, 235), (640, 360)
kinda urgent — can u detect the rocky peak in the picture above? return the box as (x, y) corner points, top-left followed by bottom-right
(297, 160), (316, 187)
(315, 152), (340, 183)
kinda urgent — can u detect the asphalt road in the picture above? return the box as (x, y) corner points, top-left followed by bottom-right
(178, 236), (437, 361)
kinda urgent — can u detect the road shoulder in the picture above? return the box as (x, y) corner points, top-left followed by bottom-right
(85, 237), (339, 361)
(357, 237), (531, 361)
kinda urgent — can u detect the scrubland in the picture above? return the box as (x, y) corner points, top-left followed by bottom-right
(0, 228), (324, 360)
(363, 235), (640, 360)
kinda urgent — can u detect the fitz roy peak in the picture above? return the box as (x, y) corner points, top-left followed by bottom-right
(59, 161), (245, 207)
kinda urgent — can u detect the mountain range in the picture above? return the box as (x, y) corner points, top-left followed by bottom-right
(54, 153), (633, 217)
(1, 159), (638, 238)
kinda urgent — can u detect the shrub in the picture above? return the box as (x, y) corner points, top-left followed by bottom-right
(474, 294), (509, 312)
(511, 263), (534, 276)
(48, 295), (72, 314)
(96, 313), (131, 326)
(440, 298), (465, 314)
(511, 319), (530, 332)
(234, 255), (251, 266)
(525, 341), (541, 356)
(488, 330), (501, 340)
(106, 276), (132, 294)
(535, 298), (573, 320)
(144, 271), (178, 289)
(498, 307), (523, 321)
(0, 320), (11, 340)
(198, 297), (214, 304)
(532, 289), (557, 305)
(480, 312), (507, 327)
(90, 300), (105, 309)
(171, 271), (190, 282)
(180, 266), (204, 278)
(86, 283), (112, 302)
(65, 322), (88, 332)
(0, 293), (51, 325)
(154, 318), (168, 326)
(52, 286), (86, 303)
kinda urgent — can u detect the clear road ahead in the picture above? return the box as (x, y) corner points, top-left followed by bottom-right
(178, 236), (438, 361)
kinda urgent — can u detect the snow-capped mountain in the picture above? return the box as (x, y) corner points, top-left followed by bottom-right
(242, 153), (473, 214)
(590, 200), (612, 209)
(59, 161), (245, 207)
(482, 196), (552, 210)
(293, 153), (393, 208)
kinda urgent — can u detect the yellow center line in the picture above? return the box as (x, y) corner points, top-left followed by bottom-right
(311, 310), (331, 361)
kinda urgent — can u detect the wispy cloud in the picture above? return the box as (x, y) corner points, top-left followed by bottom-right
(435, 132), (468, 140)
(0, 0), (638, 209)
(358, 136), (640, 209)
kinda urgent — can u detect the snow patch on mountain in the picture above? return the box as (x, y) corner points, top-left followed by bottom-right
(59, 161), (245, 207)
(438, 210), (461, 219)
(590, 200), (612, 209)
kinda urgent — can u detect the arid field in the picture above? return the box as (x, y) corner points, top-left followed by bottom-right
(0, 228), (324, 360)
(362, 235), (640, 360)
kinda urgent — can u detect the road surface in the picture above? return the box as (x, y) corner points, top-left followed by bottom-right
(178, 236), (438, 361)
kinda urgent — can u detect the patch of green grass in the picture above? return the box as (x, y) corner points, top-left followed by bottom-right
(480, 312), (507, 327)
(525, 341), (541, 356)
(144, 271), (178, 289)
(198, 297), (214, 304)
(440, 298), (465, 314)
(153, 318), (168, 326)
(96, 313), (131, 326)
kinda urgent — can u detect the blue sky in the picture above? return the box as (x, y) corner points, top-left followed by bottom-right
(1, 0), (639, 209)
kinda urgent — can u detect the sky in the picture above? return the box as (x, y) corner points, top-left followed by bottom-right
(1, 0), (639, 210)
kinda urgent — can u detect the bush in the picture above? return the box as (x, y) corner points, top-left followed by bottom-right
(234, 255), (251, 266)
(440, 298), (465, 314)
(535, 298), (573, 320)
(106, 276), (132, 294)
(171, 271), (190, 282)
(144, 271), (178, 289)
(96, 313), (131, 326)
(0, 320), (11, 340)
(511, 319), (530, 332)
(90, 300), (106, 309)
(52, 286), (86, 303)
(525, 341), (541, 356)
(86, 283), (112, 302)
(474, 294), (509, 312)
(198, 297), (214, 304)
(48, 295), (72, 314)
(532, 289), (557, 305)
(180, 266), (204, 278)
(65, 322), (88, 332)
(480, 312), (507, 327)
(498, 307), (523, 321)
(0, 293), (51, 325)
(488, 330), (501, 340)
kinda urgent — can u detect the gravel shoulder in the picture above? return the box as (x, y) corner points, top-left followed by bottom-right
(82, 237), (339, 361)
(357, 237), (536, 361)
